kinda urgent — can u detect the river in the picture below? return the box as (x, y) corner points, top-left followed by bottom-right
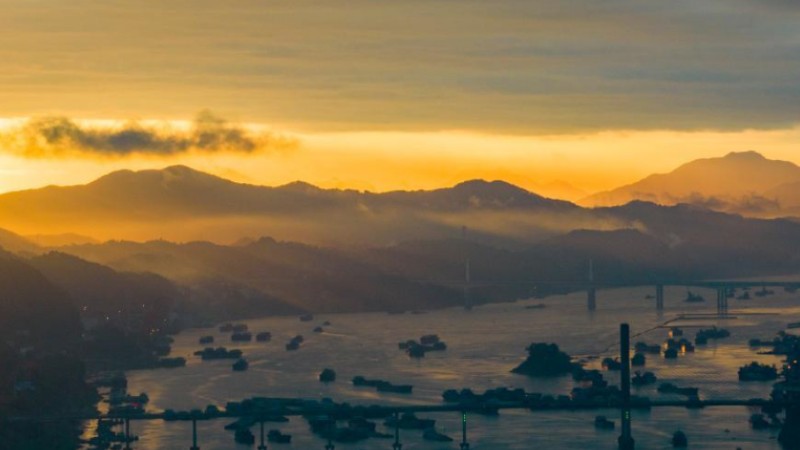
(120, 285), (799, 449)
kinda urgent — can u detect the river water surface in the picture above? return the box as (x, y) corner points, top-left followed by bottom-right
(122, 286), (800, 449)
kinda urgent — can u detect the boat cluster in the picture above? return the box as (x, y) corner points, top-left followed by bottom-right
(398, 334), (447, 358)
(663, 337), (696, 358)
(194, 347), (243, 360)
(285, 334), (304, 351)
(307, 415), (394, 443)
(319, 368), (337, 382)
(104, 375), (148, 416)
(352, 375), (413, 393)
(749, 331), (800, 355)
(229, 397), (450, 444)
(694, 327), (730, 345)
(657, 383), (699, 398)
(214, 323), (274, 344)
(86, 418), (137, 449)
(738, 362), (779, 381)
(442, 386), (527, 404)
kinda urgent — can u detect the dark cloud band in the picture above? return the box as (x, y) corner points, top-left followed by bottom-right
(1, 111), (298, 157)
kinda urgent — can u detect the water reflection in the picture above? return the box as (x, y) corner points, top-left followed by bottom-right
(120, 285), (800, 449)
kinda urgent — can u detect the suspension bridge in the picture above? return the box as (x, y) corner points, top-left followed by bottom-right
(438, 256), (800, 314)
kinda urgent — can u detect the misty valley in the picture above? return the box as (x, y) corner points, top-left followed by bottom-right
(4, 154), (800, 449)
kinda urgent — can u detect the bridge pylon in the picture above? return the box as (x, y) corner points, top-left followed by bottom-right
(587, 260), (597, 311)
(716, 287), (728, 316)
(618, 323), (635, 450)
(125, 418), (133, 450)
(392, 411), (402, 450)
(257, 420), (267, 450)
(655, 285), (664, 310)
(189, 417), (199, 450)
(460, 411), (470, 450)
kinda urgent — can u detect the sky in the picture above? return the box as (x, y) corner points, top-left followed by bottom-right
(0, 0), (799, 197)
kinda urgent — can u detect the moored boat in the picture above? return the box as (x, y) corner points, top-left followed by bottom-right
(232, 358), (249, 371)
(268, 429), (292, 443)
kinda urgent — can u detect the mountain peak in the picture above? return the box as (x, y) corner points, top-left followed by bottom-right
(582, 150), (800, 216)
(162, 164), (204, 175)
(90, 165), (230, 187)
(278, 181), (322, 192)
(451, 179), (535, 197)
(723, 150), (766, 160)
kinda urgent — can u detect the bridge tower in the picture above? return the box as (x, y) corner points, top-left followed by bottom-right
(392, 411), (402, 450)
(587, 260), (597, 311)
(464, 259), (472, 310)
(125, 418), (133, 450)
(462, 225), (472, 311)
(257, 420), (267, 450)
(716, 287), (728, 316)
(460, 411), (470, 449)
(189, 417), (200, 450)
(655, 284), (664, 311)
(618, 323), (635, 450)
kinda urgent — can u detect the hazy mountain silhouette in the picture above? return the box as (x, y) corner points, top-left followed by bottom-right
(0, 249), (81, 344)
(60, 237), (462, 314)
(532, 180), (589, 202)
(765, 181), (800, 215)
(0, 166), (597, 244)
(54, 199), (800, 314)
(25, 233), (98, 247)
(0, 228), (40, 254)
(28, 252), (182, 329)
(27, 250), (299, 324)
(582, 151), (800, 217)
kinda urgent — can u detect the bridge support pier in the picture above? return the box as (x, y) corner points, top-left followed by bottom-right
(587, 287), (597, 311)
(325, 419), (335, 450)
(716, 287), (728, 316)
(124, 418), (132, 450)
(392, 411), (402, 450)
(190, 418), (199, 450)
(655, 285), (664, 311)
(257, 420), (267, 450)
(460, 411), (470, 450)
(618, 323), (635, 450)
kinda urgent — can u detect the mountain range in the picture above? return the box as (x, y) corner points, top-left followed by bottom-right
(2, 151), (800, 248)
(581, 151), (800, 217)
(1, 151), (800, 318)
(0, 165), (599, 245)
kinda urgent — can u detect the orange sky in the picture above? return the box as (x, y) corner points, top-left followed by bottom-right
(1, 120), (799, 200)
(1, 1), (799, 199)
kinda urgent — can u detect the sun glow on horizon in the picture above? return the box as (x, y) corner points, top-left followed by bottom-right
(1, 115), (800, 201)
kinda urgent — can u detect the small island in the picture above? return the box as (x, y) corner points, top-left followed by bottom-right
(738, 362), (778, 381)
(511, 343), (578, 377)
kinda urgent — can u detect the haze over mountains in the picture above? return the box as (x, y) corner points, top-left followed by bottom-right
(2, 151), (800, 318)
(0, 164), (606, 245)
(582, 151), (800, 217)
(1, 150), (799, 248)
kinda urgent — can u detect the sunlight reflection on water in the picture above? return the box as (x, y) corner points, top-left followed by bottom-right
(120, 285), (800, 449)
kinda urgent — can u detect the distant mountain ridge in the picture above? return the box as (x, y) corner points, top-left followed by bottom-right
(2, 152), (800, 246)
(581, 151), (800, 217)
(0, 166), (583, 244)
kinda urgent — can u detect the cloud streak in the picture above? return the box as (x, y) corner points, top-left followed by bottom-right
(0, 111), (298, 158)
(1, 0), (799, 133)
